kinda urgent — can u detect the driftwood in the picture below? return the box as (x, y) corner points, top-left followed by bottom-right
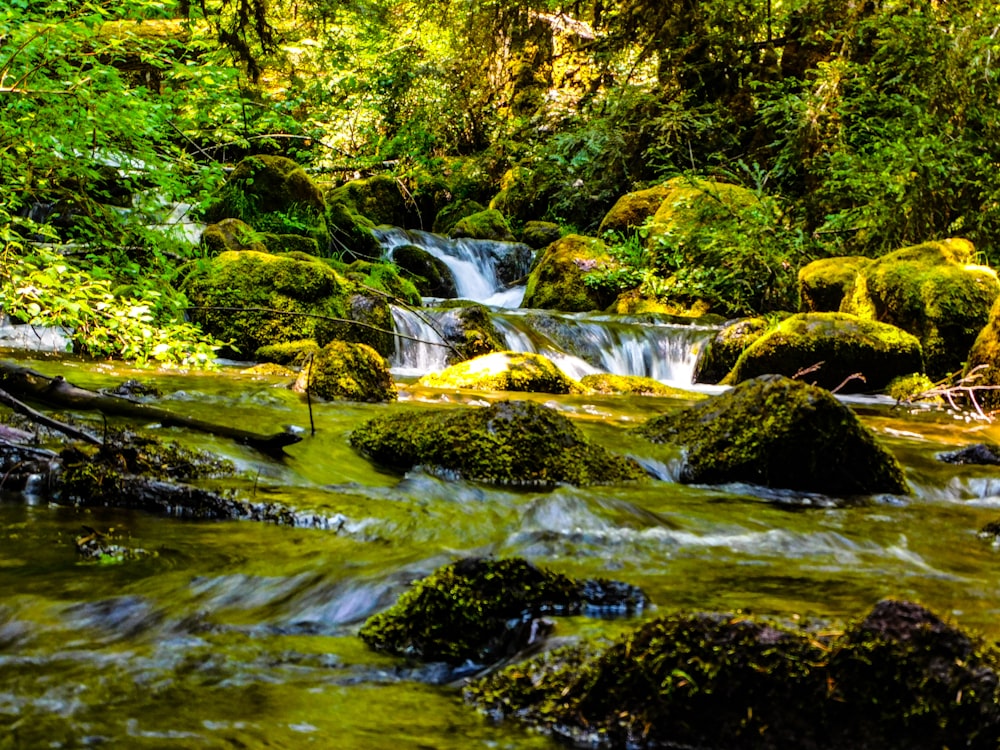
(0, 361), (301, 457)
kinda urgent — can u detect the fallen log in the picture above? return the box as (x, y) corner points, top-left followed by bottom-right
(0, 361), (301, 457)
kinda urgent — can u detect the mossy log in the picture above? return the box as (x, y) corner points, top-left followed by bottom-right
(0, 361), (301, 457)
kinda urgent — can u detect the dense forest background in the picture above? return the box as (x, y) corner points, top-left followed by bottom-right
(2, 0), (1000, 363)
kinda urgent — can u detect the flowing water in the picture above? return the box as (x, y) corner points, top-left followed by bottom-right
(4, 233), (1000, 748)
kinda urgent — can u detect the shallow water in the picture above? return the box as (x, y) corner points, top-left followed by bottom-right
(3, 354), (1000, 749)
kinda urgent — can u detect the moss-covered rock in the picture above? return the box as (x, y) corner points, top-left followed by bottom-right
(519, 220), (563, 249)
(359, 557), (647, 666)
(349, 399), (647, 487)
(201, 218), (268, 255)
(637, 374), (910, 495)
(325, 173), (410, 227)
(418, 351), (582, 394)
(521, 234), (616, 312)
(644, 176), (760, 254)
(467, 599), (1000, 750)
(885, 373), (937, 403)
(254, 338), (319, 366)
(345, 260), (422, 307)
(965, 294), (1000, 410)
(489, 164), (560, 224)
(606, 290), (713, 317)
(390, 244), (457, 298)
(450, 208), (516, 242)
(259, 232), (320, 255)
(324, 201), (382, 262)
(437, 304), (505, 364)
(692, 317), (773, 384)
(579, 373), (691, 397)
(293, 340), (396, 402)
(432, 198), (486, 235)
(182, 250), (395, 358)
(727, 312), (924, 393)
(203, 155), (330, 249)
(597, 185), (671, 237)
(843, 239), (1000, 377)
(798, 256), (870, 312)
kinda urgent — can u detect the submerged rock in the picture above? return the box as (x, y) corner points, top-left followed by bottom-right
(727, 312), (924, 393)
(466, 599), (1000, 750)
(349, 399), (647, 487)
(437, 304), (506, 365)
(359, 556), (647, 666)
(938, 443), (1000, 465)
(391, 244), (457, 298)
(418, 351), (582, 394)
(293, 340), (396, 402)
(579, 373), (690, 397)
(637, 374), (910, 496)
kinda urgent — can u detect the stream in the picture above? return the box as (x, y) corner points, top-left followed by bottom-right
(3, 230), (1000, 749)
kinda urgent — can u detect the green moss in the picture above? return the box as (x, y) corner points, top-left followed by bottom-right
(391, 244), (457, 298)
(203, 155), (329, 250)
(259, 232), (320, 255)
(597, 185), (670, 236)
(359, 557), (647, 665)
(519, 220), (563, 249)
(692, 316), (773, 384)
(798, 256), (870, 312)
(885, 373), (937, 402)
(728, 312), (924, 393)
(293, 340), (396, 402)
(637, 373), (910, 496)
(645, 176), (760, 253)
(467, 600), (1000, 750)
(440, 304), (505, 364)
(450, 208), (516, 242)
(346, 260), (421, 306)
(432, 198), (485, 235)
(324, 201), (381, 261)
(843, 238), (1000, 378)
(350, 399), (648, 487)
(522, 234), (617, 312)
(200, 218), (268, 255)
(579, 373), (692, 398)
(254, 339), (319, 366)
(325, 174), (410, 227)
(418, 352), (582, 394)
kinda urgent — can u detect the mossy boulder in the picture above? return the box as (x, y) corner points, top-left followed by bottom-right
(359, 557), (647, 666)
(727, 312), (924, 393)
(692, 317), (772, 384)
(255, 338), (319, 366)
(418, 352), (582, 394)
(182, 250), (395, 358)
(579, 373), (690, 398)
(203, 155), (329, 249)
(798, 256), (870, 312)
(519, 221), (563, 249)
(437, 304), (506, 364)
(597, 185), (671, 236)
(522, 234), (616, 312)
(450, 208), (516, 242)
(344, 260), (422, 307)
(842, 239), (1000, 378)
(637, 374), (910, 496)
(201, 218), (268, 255)
(325, 173), (410, 227)
(644, 176), (760, 254)
(293, 340), (396, 402)
(964, 295), (1000, 411)
(608, 290), (712, 317)
(259, 232), (320, 255)
(349, 399), (648, 487)
(432, 198), (485, 235)
(466, 599), (1000, 750)
(489, 164), (559, 224)
(390, 244), (457, 297)
(324, 201), (381, 262)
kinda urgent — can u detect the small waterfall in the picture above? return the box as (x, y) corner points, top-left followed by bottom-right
(376, 227), (532, 308)
(390, 306), (450, 376)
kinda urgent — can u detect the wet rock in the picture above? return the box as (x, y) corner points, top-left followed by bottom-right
(521, 234), (617, 312)
(692, 316), (773, 385)
(938, 443), (1000, 465)
(359, 556), (647, 667)
(466, 599), (1000, 750)
(391, 244), (457, 298)
(293, 340), (396, 402)
(350, 399), (647, 487)
(637, 374), (910, 496)
(437, 304), (505, 364)
(418, 351), (582, 394)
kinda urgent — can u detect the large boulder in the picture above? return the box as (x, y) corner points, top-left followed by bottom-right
(644, 176), (760, 253)
(726, 312), (924, 393)
(182, 250), (394, 358)
(325, 173), (411, 227)
(466, 599), (1000, 750)
(436, 304), (505, 364)
(359, 557), (647, 666)
(597, 184), (670, 236)
(390, 244), (457, 298)
(418, 351), (581, 394)
(432, 198), (485, 235)
(292, 340), (396, 402)
(519, 220), (562, 249)
(449, 208), (516, 242)
(349, 399), (648, 487)
(637, 374), (910, 496)
(324, 201), (382, 262)
(842, 239), (1000, 377)
(521, 234), (616, 312)
(203, 155), (329, 250)
(692, 316), (772, 384)
(798, 255), (870, 312)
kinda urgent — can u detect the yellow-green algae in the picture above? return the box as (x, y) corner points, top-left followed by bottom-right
(359, 557), (647, 665)
(293, 341), (396, 402)
(418, 352), (582, 394)
(637, 374), (910, 496)
(349, 399), (647, 487)
(466, 599), (1000, 750)
(579, 373), (692, 398)
(727, 312), (923, 393)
